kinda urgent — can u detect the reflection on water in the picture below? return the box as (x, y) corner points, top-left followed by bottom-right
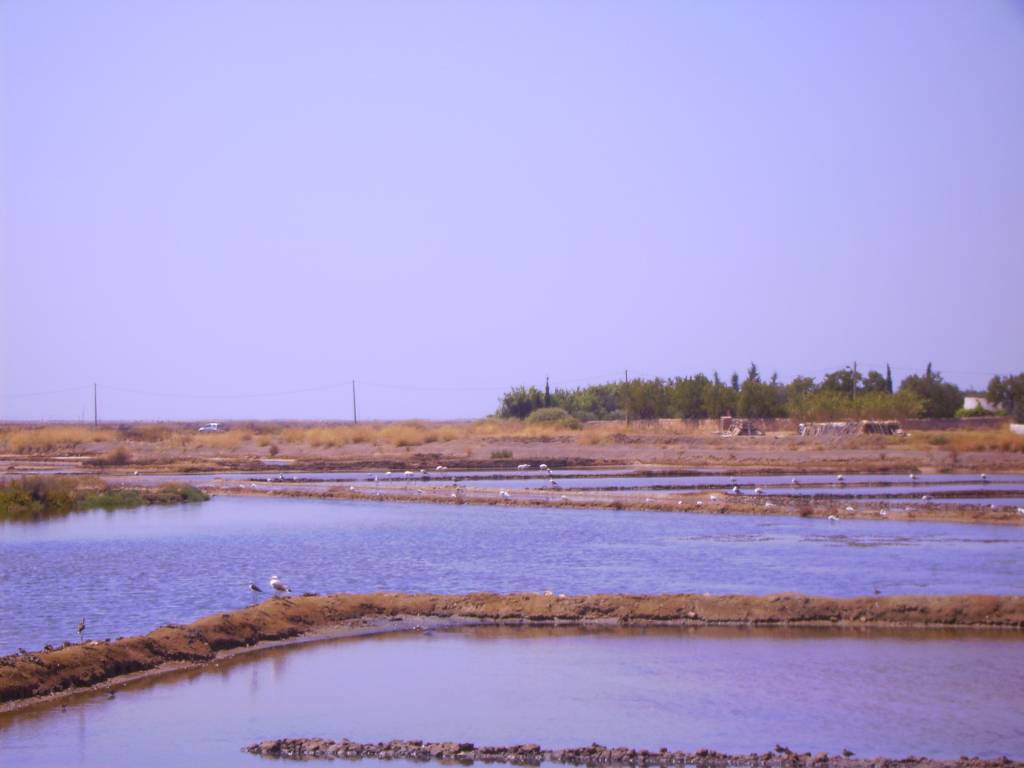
(1, 626), (1022, 767)
(2, 496), (1024, 654)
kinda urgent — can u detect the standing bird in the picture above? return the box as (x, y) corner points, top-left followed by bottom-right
(77, 618), (86, 642)
(269, 575), (291, 593)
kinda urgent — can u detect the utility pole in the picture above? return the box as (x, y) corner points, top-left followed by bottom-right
(93, 383), (98, 427)
(352, 380), (358, 424)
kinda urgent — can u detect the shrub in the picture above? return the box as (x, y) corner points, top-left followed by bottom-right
(526, 408), (580, 429)
(490, 449), (513, 459)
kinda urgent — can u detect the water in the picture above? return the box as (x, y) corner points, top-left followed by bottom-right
(1, 626), (1022, 766)
(3, 496), (1024, 654)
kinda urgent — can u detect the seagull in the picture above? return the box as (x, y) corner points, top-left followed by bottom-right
(921, 495), (931, 501)
(791, 477), (799, 485)
(517, 463), (531, 470)
(249, 583), (263, 593)
(827, 515), (839, 522)
(499, 489), (511, 498)
(77, 618), (86, 642)
(879, 510), (888, 517)
(836, 474), (844, 483)
(732, 485), (741, 494)
(539, 464), (549, 470)
(269, 575), (291, 593)
(909, 473), (917, 482)
(980, 473), (988, 482)
(845, 506), (855, 513)
(695, 500), (703, 506)
(753, 487), (763, 495)
(764, 501), (774, 508)
(1017, 507), (1024, 516)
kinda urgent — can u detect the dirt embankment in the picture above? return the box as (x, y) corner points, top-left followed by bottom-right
(3, 592), (1023, 707)
(218, 484), (1024, 526)
(245, 738), (1024, 768)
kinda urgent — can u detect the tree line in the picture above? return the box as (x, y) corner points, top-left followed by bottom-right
(498, 366), (1024, 423)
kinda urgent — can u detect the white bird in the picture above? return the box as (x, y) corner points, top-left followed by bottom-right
(732, 486), (740, 494)
(348, 485), (355, 491)
(709, 494), (718, 501)
(827, 515), (839, 522)
(435, 465), (447, 471)
(791, 477), (799, 485)
(980, 473), (988, 482)
(499, 489), (511, 498)
(909, 473), (917, 481)
(543, 590), (554, 597)
(385, 471), (392, 476)
(695, 500), (703, 506)
(836, 474), (844, 483)
(921, 495), (931, 501)
(403, 470), (414, 476)
(845, 506), (855, 513)
(1017, 507), (1024, 516)
(765, 501), (774, 508)
(269, 575), (291, 593)
(539, 464), (549, 470)
(517, 464), (531, 470)
(753, 487), (763, 495)
(879, 510), (888, 517)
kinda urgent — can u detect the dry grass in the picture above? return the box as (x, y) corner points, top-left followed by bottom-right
(901, 430), (1024, 454)
(1, 426), (117, 454)
(192, 430), (253, 450)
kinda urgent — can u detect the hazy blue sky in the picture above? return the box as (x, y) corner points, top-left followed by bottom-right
(2, 1), (1022, 421)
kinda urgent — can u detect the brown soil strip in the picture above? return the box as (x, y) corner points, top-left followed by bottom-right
(3, 592), (1023, 710)
(244, 738), (1023, 768)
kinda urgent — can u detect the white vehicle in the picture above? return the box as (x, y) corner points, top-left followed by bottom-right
(198, 422), (225, 433)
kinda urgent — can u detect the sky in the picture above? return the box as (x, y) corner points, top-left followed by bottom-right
(2, 0), (1022, 421)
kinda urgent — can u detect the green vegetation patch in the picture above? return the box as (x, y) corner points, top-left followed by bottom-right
(0, 476), (208, 523)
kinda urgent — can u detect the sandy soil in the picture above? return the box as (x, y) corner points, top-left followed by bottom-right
(245, 738), (1024, 768)
(3, 592), (1022, 709)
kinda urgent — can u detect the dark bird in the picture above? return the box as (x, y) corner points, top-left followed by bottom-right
(77, 618), (85, 642)
(843, 749), (855, 757)
(248, 583), (263, 593)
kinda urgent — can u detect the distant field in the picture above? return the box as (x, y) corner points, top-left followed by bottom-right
(1, 418), (1023, 475)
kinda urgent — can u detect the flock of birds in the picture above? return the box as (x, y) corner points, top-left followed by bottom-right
(248, 575), (291, 595)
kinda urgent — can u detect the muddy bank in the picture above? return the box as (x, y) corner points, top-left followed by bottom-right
(245, 738), (1023, 768)
(215, 485), (1024, 526)
(3, 592), (1023, 708)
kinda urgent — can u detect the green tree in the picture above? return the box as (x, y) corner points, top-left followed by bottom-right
(497, 386), (545, 419)
(899, 365), (962, 418)
(862, 370), (890, 393)
(987, 374), (1024, 422)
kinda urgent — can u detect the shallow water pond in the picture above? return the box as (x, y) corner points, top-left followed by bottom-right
(2, 626), (1023, 766)
(3, 496), (1024, 653)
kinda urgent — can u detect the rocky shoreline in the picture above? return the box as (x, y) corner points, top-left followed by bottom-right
(3, 592), (1023, 708)
(244, 738), (1023, 768)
